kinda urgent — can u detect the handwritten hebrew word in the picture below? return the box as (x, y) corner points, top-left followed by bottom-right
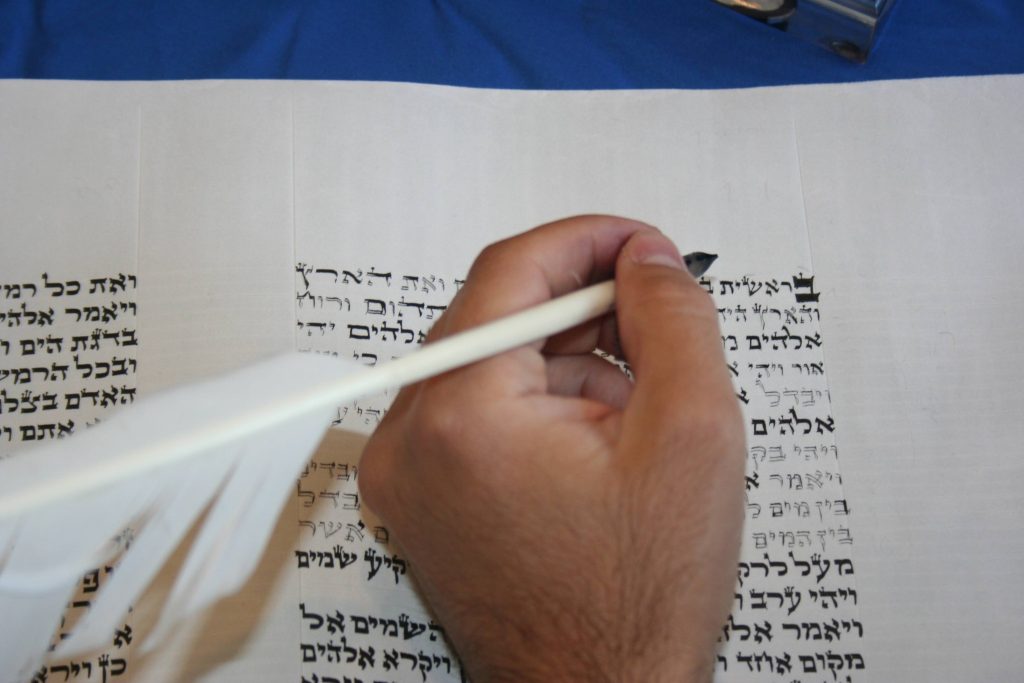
(722, 327), (823, 353)
(301, 638), (454, 678)
(732, 585), (858, 616)
(755, 379), (830, 408)
(294, 545), (407, 585)
(297, 518), (390, 545)
(0, 357), (136, 386)
(764, 469), (844, 490)
(752, 408), (835, 437)
(63, 301), (136, 324)
(733, 586), (805, 616)
(1, 281), (38, 299)
(295, 545), (358, 571)
(748, 443), (839, 467)
(345, 321), (423, 345)
(751, 527), (853, 552)
(296, 265), (397, 289)
(9, 335), (63, 356)
(745, 498), (850, 522)
(31, 655), (128, 683)
(718, 302), (821, 327)
(798, 649), (866, 674)
(710, 274), (819, 302)
(297, 482), (360, 510)
(297, 263), (464, 294)
(364, 547), (407, 584)
(60, 385), (137, 411)
(736, 552), (854, 588)
(302, 460), (359, 481)
(360, 297), (448, 320)
(732, 585), (859, 618)
(297, 292), (352, 311)
(715, 647), (865, 676)
(15, 420), (75, 442)
(300, 604), (444, 643)
(68, 328), (138, 352)
(1, 304), (55, 328)
(31, 272), (136, 296)
(721, 615), (775, 644)
(297, 321), (336, 336)
(781, 618), (864, 641)
(731, 650), (793, 675)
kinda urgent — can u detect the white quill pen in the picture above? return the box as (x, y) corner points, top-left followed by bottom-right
(0, 280), (620, 682)
(0, 254), (714, 682)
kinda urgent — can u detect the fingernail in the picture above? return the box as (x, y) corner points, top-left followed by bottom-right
(628, 231), (684, 269)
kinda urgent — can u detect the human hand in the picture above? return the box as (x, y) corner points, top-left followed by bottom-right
(359, 216), (745, 682)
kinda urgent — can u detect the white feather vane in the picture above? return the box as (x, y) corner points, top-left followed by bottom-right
(0, 353), (342, 680)
(0, 280), (619, 682)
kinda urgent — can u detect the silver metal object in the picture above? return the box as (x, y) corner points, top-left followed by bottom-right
(713, 0), (898, 62)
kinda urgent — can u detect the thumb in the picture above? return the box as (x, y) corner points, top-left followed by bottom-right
(614, 229), (738, 438)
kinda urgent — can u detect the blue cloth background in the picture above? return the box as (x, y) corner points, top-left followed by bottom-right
(1, 1), (1022, 88)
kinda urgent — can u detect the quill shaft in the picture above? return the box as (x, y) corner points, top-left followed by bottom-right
(0, 282), (611, 521)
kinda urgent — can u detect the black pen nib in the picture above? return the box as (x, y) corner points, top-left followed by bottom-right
(683, 251), (718, 278)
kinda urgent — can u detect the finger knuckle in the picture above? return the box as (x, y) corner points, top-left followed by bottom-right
(470, 240), (516, 276)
